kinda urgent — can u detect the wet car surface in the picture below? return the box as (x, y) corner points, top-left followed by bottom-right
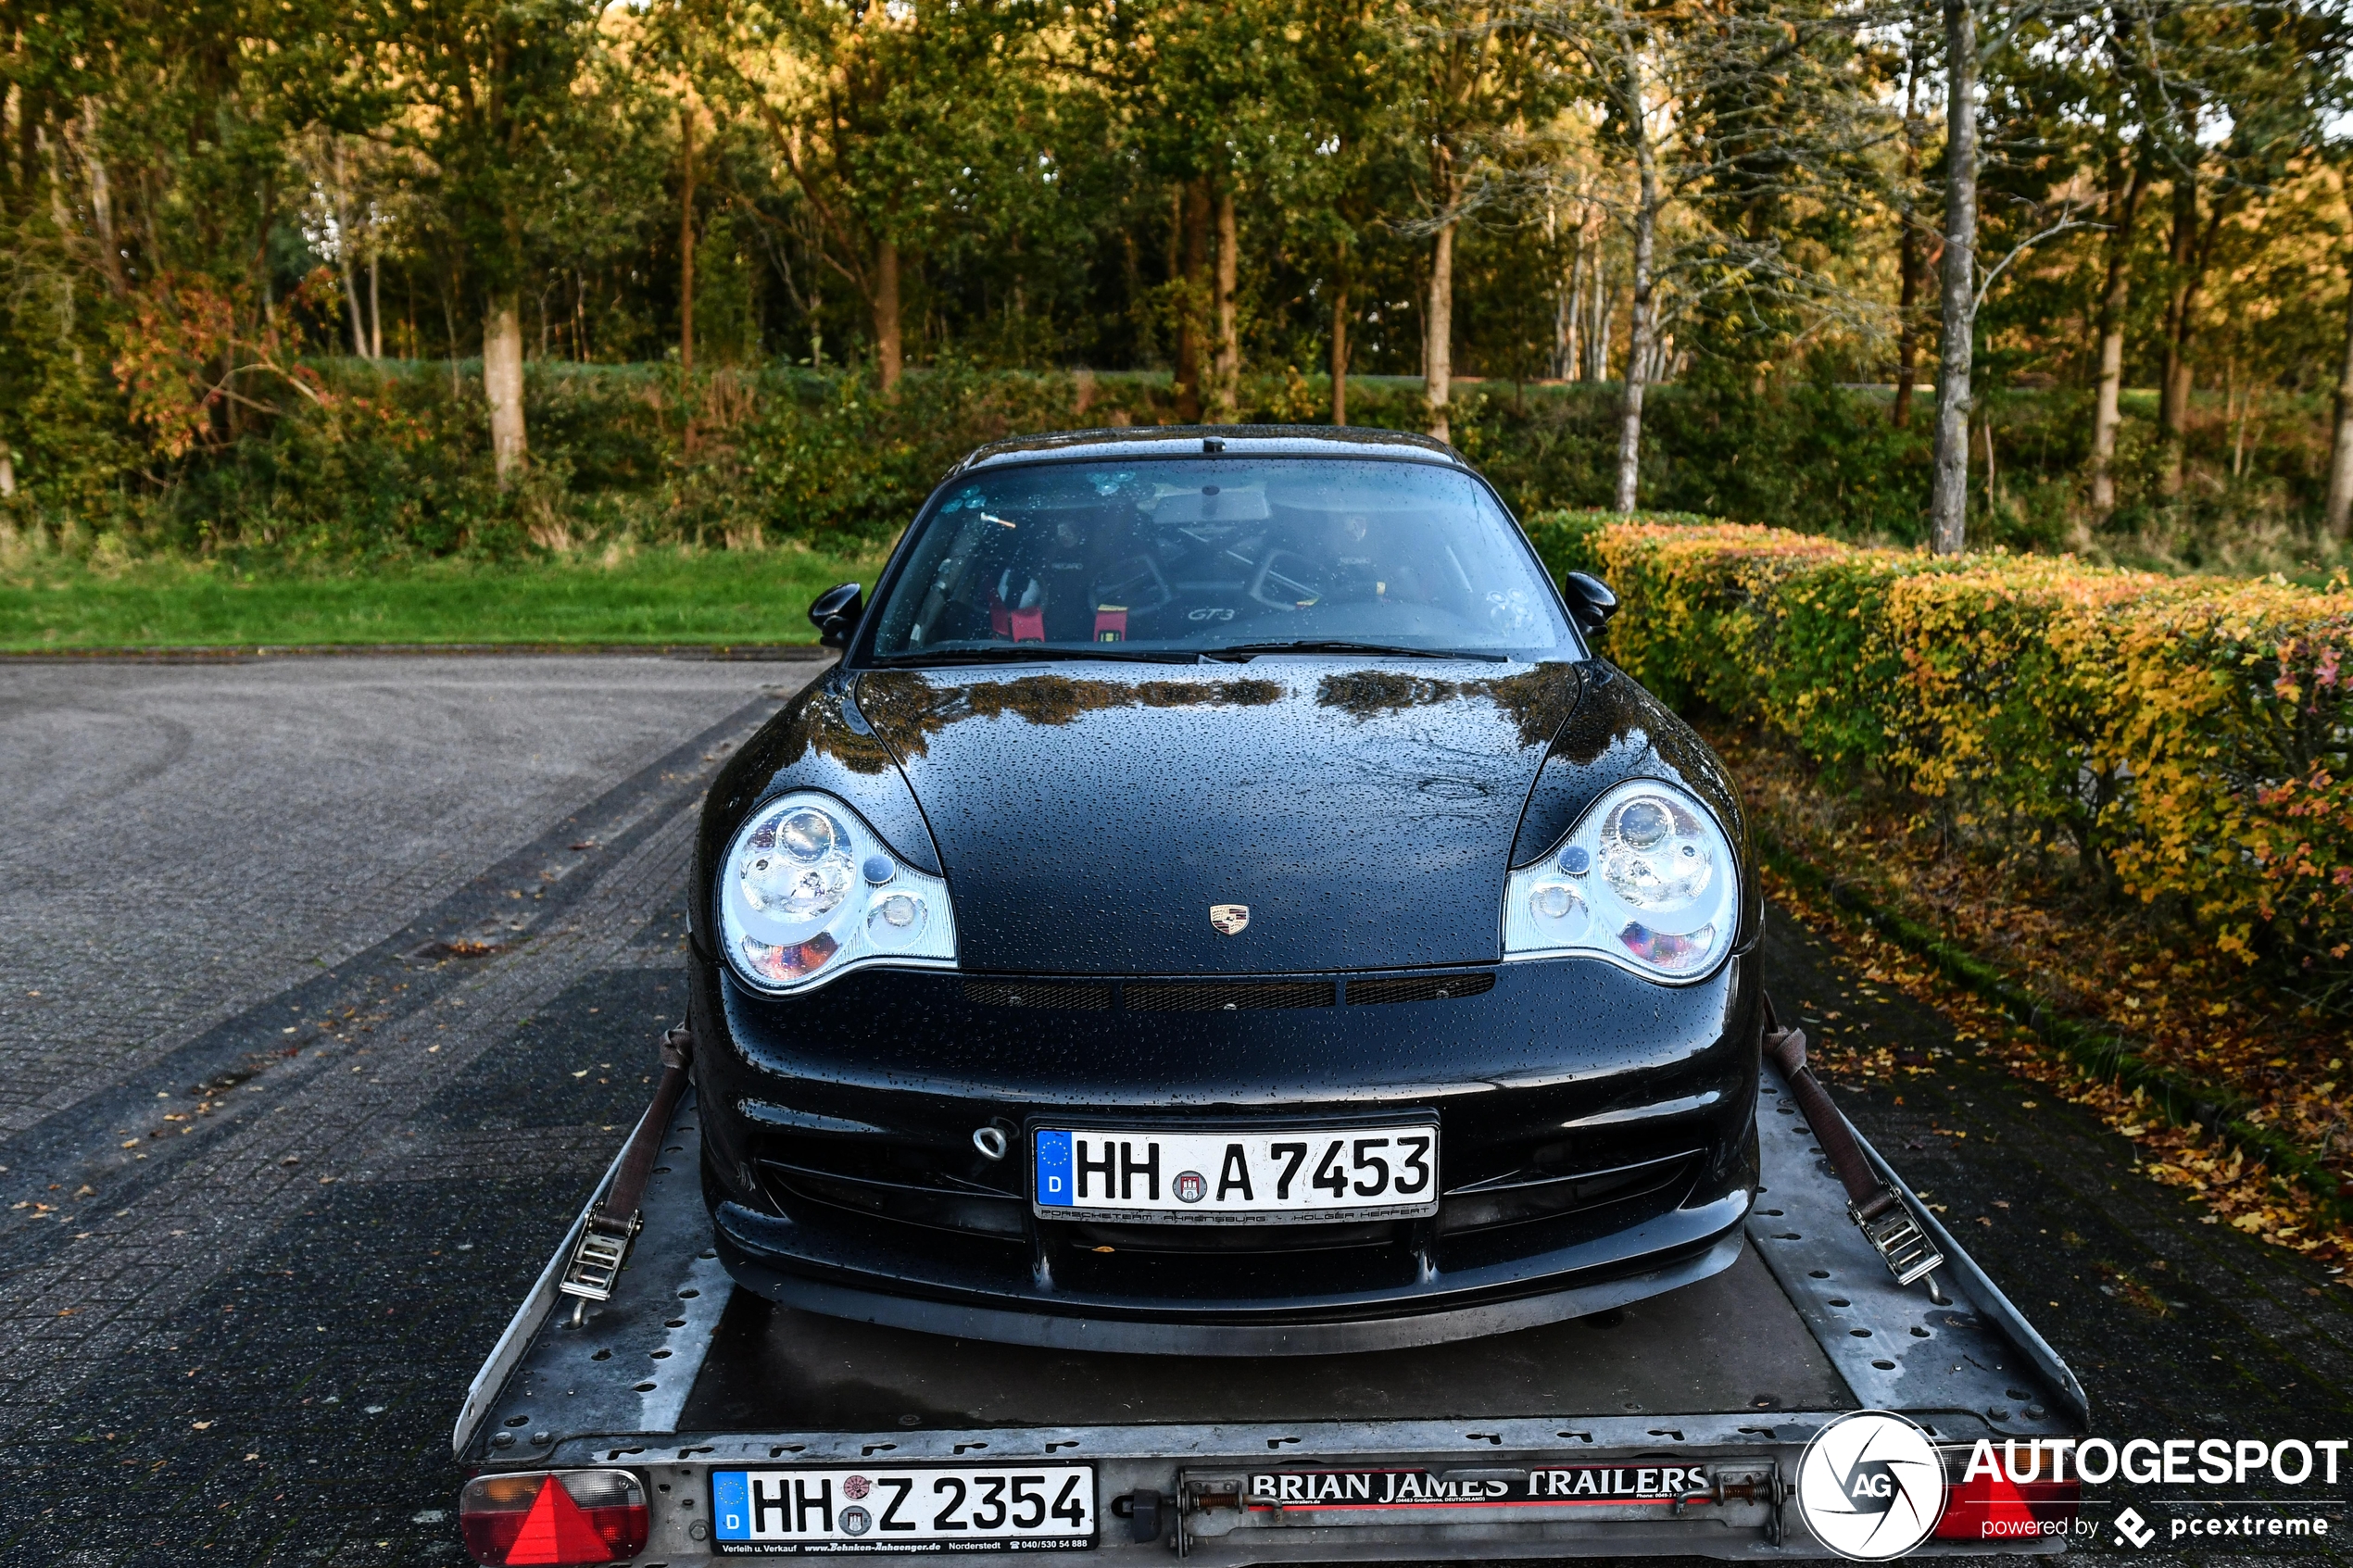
(686, 428), (1767, 1353)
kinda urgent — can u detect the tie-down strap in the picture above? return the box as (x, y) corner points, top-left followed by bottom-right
(1761, 994), (1945, 1293)
(560, 1022), (694, 1306)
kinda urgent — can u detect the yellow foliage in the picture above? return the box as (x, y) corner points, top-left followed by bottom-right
(1594, 521), (2353, 985)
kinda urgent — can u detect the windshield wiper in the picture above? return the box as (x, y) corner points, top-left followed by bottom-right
(1199, 640), (1510, 663)
(868, 645), (1198, 668)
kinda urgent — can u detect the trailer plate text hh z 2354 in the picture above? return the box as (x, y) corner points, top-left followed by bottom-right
(713, 1464), (1097, 1553)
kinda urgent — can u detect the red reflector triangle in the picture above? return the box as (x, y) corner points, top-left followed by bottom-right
(1973, 1472), (2037, 1528)
(504, 1475), (612, 1566)
(1937, 1470), (2040, 1537)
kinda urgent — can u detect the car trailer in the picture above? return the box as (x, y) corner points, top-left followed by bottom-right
(451, 1060), (2089, 1565)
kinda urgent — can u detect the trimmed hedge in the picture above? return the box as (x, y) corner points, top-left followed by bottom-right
(1535, 516), (2353, 996)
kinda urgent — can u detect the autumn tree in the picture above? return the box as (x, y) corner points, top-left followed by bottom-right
(1279, 0), (1399, 426)
(1533, 0), (1882, 509)
(1076, 0), (1311, 422)
(1391, 2), (1553, 444)
(354, 0), (604, 482)
(711, 0), (1055, 396)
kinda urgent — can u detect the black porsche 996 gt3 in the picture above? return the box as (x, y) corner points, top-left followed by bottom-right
(686, 426), (1763, 1355)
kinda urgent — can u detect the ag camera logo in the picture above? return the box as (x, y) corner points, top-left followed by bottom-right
(1795, 1410), (1948, 1560)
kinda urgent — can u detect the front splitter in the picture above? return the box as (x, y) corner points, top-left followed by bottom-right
(712, 1224), (1746, 1357)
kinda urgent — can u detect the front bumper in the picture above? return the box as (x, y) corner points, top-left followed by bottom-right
(689, 949), (1763, 1355)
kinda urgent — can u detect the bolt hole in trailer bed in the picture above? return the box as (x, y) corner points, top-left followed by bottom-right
(453, 1064), (2088, 1566)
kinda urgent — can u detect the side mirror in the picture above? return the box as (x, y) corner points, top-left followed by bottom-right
(1563, 571), (1618, 639)
(809, 582), (864, 649)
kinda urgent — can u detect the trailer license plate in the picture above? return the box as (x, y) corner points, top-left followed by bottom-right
(711, 1464), (1096, 1553)
(1033, 1125), (1437, 1221)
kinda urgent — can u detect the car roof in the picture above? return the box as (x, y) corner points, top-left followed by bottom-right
(949, 424), (1471, 476)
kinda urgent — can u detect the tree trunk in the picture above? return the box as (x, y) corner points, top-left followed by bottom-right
(339, 247), (367, 358)
(2090, 160), (2151, 512)
(1614, 42), (1657, 515)
(1560, 246), (1583, 383)
(484, 294), (527, 485)
(1891, 52), (1925, 428)
(333, 141), (367, 358)
(1615, 193), (1655, 511)
(1892, 94), (1925, 428)
(1426, 218), (1455, 444)
(874, 234), (902, 396)
(2160, 199), (2226, 495)
(2222, 360), (2239, 478)
(1928, 0), (1979, 557)
(1893, 231), (1919, 426)
(0, 442), (15, 498)
(81, 100), (125, 297)
(2157, 179), (2196, 441)
(1329, 276), (1349, 427)
(679, 108), (696, 377)
(1210, 184), (1239, 421)
(440, 270), (461, 399)
(15, 91), (42, 222)
(1550, 208), (1574, 381)
(2325, 278), (2353, 535)
(2154, 175), (2202, 497)
(1589, 270), (1612, 383)
(1174, 179), (1209, 423)
(370, 251), (383, 359)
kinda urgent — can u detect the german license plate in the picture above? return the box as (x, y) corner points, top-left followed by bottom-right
(1032, 1125), (1437, 1221)
(711, 1464), (1096, 1553)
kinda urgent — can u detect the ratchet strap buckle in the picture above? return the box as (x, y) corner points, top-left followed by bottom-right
(560, 1208), (642, 1303)
(1855, 1198), (1944, 1287)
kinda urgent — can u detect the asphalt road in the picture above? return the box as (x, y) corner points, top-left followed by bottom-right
(0, 653), (2347, 1567)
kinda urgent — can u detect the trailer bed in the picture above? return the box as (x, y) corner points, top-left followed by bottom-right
(455, 1066), (2088, 1562)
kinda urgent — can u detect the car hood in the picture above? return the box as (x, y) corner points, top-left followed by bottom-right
(853, 660), (1586, 974)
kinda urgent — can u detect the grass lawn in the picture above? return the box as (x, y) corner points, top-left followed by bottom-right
(0, 546), (895, 651)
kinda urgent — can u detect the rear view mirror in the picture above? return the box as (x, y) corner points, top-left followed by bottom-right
(1563, 571), (1618, 639)
(809, 583), (864, 648)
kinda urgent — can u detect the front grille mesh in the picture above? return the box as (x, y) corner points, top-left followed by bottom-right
(963, 981), (1114, 1010)
(963, 972), (1498, 1012)
(1346, 972), (1496, 1006)
(1125, 980), (1336, 1012)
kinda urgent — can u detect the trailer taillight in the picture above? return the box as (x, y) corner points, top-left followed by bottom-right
(459, 1469), (649, 1566)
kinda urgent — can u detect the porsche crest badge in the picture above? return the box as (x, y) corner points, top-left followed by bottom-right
(1209, 903), (1252, 936)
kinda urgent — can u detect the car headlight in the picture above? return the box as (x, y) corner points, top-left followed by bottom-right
(718, 792), (957, 994)
(1504, 779), (1738, 982)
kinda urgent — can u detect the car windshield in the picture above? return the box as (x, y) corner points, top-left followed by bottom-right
(864, 457), (1571, 662)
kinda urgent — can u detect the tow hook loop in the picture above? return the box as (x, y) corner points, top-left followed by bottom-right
(1111, 1489), (1164, 1543)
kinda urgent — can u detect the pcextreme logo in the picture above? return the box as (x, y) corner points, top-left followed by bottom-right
(1794, 1411), (1949, 1561)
